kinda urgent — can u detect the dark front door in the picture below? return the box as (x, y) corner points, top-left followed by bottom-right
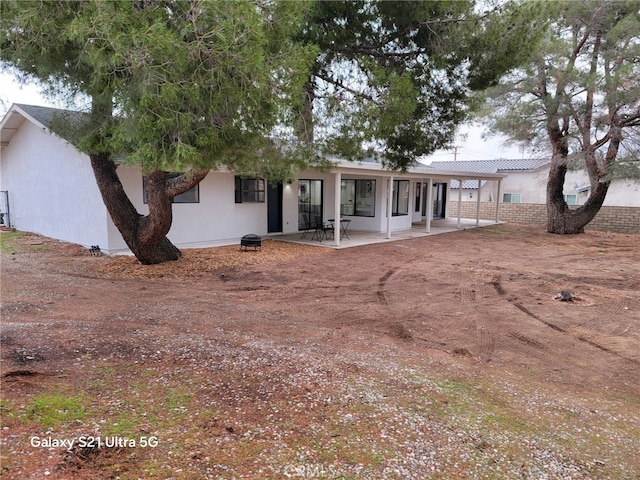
(267, 182), (283, 233)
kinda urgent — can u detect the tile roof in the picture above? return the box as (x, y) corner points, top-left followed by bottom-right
(428, 159), (550, 189)
(429, 158), (550, 174)
(450, 179), (488, 189)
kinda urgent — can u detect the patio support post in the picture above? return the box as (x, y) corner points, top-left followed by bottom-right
(476, 179), (482, 227)
(334, 171), (341, 246)
(457, 179), (462, 229)
(387, 176), (393, 239)
(426, 178), (433, 233)
(495, 180), (502, 223)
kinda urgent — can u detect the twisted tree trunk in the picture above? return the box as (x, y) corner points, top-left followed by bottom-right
(89, 152), (208, 264)
(546, 161), (610, 234)
(546, 143), (612, 235)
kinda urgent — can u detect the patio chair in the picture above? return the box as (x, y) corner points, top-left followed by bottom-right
(300, 213), (315, 238)
(312, 216), (334, 242)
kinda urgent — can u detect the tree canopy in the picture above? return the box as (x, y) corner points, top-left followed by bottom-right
(1, 0), (318, 263)
(295, 0), (547, 170)
(479, 0), (640, 233)
(1, 0), (317, 176)
(1, 0), (553, 263)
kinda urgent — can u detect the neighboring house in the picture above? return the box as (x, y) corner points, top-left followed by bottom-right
(1, 104), (507, 253)
(429, 159), (640, 233)
(429, 159), (640, 207)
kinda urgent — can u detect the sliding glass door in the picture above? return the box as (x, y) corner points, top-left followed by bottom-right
(298, 180), (323, 229)
(433, 183), (447, 219)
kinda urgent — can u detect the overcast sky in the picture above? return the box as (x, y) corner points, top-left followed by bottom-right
(1, 71), (531, 162)
(421, 124), (531, 163)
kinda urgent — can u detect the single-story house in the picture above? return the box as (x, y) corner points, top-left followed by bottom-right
(1, 104), (508, 253)
(429, 159), (640, 208)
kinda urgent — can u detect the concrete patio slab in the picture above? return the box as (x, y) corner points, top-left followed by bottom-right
(270, 218), (505, 249)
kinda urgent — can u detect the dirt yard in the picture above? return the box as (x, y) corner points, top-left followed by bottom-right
(1, 224), (639, 479)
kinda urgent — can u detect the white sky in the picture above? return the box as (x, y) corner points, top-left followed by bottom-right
(421, 124), (530, 163)
(0, 72), (66, 113)
(1, 71), (530, 162)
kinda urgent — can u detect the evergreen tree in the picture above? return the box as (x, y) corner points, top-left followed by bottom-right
(481, 0), (640, 233)
(295, 0), (546, 170)
(1, 0), (315, 263)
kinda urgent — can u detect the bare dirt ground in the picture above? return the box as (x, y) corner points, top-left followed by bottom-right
(1, 224), (639, 479)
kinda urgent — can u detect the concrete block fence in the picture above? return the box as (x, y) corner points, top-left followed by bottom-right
(448, 201), (640, 234)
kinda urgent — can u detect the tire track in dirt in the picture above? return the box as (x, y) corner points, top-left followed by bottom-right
(468, 280), (495, 361)
(376, 268), (398, 306)
(508, 332), (547, 350)
(435, 277), (495, 361)
(371, 267), (431, 345)
(473, 316), (495, 361)
(582, 299), (628, 335)
(489, 279), (578, 362)
(432, 310), (473, 346)
(374, 267), (477, 354)
(492, 275), (639, 364)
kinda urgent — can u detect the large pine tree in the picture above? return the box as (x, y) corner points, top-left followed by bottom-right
(482, 0), (640, 233)
(1, 0), (315, 264)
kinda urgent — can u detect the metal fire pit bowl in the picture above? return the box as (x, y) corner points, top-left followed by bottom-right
(240, 234), (262, 251)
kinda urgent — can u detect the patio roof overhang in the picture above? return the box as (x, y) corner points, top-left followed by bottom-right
(327, 159), (506, 182)
(323, 159), (506, 246)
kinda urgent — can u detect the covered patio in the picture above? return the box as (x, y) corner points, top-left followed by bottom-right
(272, 217), (504, 249)
(285, 159), (506, 249)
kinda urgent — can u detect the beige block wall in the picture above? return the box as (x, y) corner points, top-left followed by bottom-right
(449, 201), (640, 234)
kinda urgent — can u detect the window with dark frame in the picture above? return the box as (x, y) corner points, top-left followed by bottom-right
(142, 173), (200, 204)
(235, 176), (265, 203)
(340, 179), (376, 217)
(415, 182), (421, 212)
(392, 180), (409, 216)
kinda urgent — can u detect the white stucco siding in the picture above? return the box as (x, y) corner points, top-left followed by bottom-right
(0, 121), (111, 249)
(563, 170), (640, 207)
(178, 171), (268, 244)
(451, 166), (639, 208)
(604, 179), (640, 207)
(501, 170), (547, 203)
(498, 168), (640, 207)
(115, 167), (270, 248)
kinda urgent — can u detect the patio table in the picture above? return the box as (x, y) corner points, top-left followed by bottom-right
(328, 218), (351, 240)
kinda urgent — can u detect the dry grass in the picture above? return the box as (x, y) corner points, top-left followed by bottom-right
(95, 239), (330, 279)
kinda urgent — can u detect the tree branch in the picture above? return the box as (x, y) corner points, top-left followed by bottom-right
(314, 71), (379, 104)
(166, 170), (209, 197)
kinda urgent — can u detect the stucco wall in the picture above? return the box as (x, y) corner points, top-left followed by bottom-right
(0, 121), (112, 248)
(112, 166), (272, 250)
(453, 169), (640, 208)
(449, 201), (640, 234)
